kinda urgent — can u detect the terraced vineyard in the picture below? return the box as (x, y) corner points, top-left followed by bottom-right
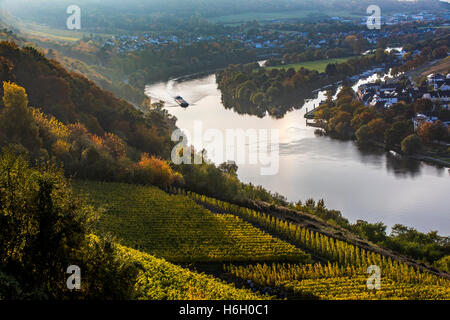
(73, 181), (310, 263)
(176, 190), (450, 300)
(226, 263), (450, 300)
(72, 182), (449, 300)
(183, 190), (391, 266)
(117, 245), (268, 300)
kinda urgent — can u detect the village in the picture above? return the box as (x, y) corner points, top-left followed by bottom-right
(357, 72), (450, 133)
(99, 11), (449, 53)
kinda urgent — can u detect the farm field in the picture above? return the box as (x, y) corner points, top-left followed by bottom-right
(73, 181), (310, 263)
(265, 57), (354, 73)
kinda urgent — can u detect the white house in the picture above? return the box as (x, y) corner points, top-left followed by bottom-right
(369, 93), (398, 108)
(422, 91), (450, 104)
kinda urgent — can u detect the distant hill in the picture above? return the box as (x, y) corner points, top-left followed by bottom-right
(0, 0), (445, 31)
(0, 41), (174, 157)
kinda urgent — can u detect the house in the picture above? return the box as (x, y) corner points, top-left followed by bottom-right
(413, 113), (432, 131)
(427, 73), (446, 86)
(394, 49), (407, 59)
(357, 83), (381, 103)
(422, 91), (450, 104)
(413, 114), (449, 131)
(369, 92), (398, 108)
(379, 83), (400, 93)
(438, 79), (450, 91)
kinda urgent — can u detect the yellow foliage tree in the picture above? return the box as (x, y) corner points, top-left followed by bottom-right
(0, 82), (41, 153)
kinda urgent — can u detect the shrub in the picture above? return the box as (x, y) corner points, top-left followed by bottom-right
(433, 256), (450, 273)
(135, 153), (183, 188)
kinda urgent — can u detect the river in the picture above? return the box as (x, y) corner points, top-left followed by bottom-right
(145, 71), (450, 235)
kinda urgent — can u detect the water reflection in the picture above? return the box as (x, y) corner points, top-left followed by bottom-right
(385, 153), (422, 178)
(280, 135), (432, 178)
(145, 72), (450, 234)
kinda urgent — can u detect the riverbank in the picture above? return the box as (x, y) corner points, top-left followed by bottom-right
(412, 154), (450, 168)
(146, 73), (450, 235)
(378, 142), (450, 168)
(306, 119), (450, 169)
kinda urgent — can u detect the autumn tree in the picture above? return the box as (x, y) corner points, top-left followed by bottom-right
(356, 125), (372, 146)
(418, 121), (448, 143)
(401, 134), (423, 155)
(418, 122), (434, 143)
(0, 82), (41, 154)
(102, 132), (127, 160)
(328, 111), (352, 138)
(367, 118), (387, 141)
(351, 111), (374, 130)
(385, 121), (413, 148)
(218, 161), (238, 176)
(136, 153), (183, 188)
(431, 120), (448, 142)
(0, 57), (15, 89)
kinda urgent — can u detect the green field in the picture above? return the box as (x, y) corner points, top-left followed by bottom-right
(265, 57), (355, 73)
(74, 181), (310, 263)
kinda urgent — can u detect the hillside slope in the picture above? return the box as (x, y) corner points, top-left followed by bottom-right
(0, 41), (173, 157)
(190, 192), (450, 279)
(74, 180), (310, 263)
(118, 245), (267, 300)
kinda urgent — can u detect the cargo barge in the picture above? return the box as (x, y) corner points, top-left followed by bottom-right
(175, 96), (189, 108)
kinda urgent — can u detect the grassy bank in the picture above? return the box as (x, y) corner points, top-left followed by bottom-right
(265, 57), (356, 73)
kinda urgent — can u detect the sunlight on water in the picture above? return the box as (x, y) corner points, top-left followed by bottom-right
(145, 72), (450, 234)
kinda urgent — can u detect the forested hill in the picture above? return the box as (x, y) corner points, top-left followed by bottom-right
(0, 39), (295, 207)
(0, 41), (175, 158)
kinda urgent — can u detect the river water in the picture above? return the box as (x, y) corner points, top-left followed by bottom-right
(145, 72), (450, 235)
